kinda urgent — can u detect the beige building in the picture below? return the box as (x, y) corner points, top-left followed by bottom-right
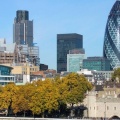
(2, 63), (39, 84)
(83, 88), (120, 119)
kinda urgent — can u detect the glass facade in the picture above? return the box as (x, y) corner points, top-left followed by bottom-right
(16, 10), (29, 22)
(0, 65), (15, 85)
(83, 57), (111, 71)
(67, 54), (86, 72)
(13, 10), (33, 47)
(103, 1), (120, 69)
(57, 33), (83, 73)
(0, 65), (12, 75)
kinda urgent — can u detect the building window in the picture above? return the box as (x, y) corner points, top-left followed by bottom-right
(107, 106), (109, 110)
(22, 68), (25, 70)
(114, 107), (116, 110)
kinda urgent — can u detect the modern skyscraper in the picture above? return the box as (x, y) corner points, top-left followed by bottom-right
(13, 10), (33, 47)
(103, 1), (120, 69)
(57, 33), (83, 73)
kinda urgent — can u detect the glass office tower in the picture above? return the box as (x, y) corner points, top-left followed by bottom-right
(67, 49), (86, 72)
(57, 33), (83, 73)
(13, 10), (33, 47)
(103, 1), (120, 69)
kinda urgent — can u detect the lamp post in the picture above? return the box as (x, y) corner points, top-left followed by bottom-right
(104, 101), (106, 120)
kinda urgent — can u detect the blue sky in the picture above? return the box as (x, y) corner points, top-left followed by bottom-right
(0, 0), (115, 70)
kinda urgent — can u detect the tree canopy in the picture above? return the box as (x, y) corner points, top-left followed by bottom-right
(0, 73), (92, 117)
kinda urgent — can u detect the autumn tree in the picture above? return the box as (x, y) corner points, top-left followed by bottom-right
(0, 83), (19, 116)
(43, 79), (59, 114)
(55, 73), (92, 117)
(28, 79), (60, 117)
(59, 73), (92, 106)
(12, 83), (35, 116)
(0, 74), (92, 118)
(28, 80), (45, 117)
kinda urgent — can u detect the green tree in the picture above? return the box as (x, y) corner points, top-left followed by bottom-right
(112, 68), (120, 83)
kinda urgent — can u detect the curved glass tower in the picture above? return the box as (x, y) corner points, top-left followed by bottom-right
(103, 0), (120, 69)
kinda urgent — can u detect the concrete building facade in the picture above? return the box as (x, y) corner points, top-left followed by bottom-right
(93, 70), (114, 81)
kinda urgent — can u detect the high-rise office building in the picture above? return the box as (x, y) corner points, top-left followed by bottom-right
(13, 10), (33, 47)
(57, 33), (83, 73)
(103, 1), (120, 69)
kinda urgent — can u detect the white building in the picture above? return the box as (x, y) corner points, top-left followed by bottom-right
(77, 69), (94, 83)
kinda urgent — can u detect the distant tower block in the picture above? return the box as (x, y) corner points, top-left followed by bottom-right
(13, 10), (33, 47)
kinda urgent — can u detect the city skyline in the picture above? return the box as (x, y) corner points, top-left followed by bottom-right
(57, 33), (83, 73)
(0, 0), (115, 70)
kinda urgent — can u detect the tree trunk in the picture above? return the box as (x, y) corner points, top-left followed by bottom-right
(42, 112), (44, 118)
(7, 105), (11, 116)
(70, 103), (74, 118)
(24, 111), (26, 117)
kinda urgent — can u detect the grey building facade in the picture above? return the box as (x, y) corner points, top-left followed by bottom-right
(13, 10), (33, 47)
(57, 33), (83, 73)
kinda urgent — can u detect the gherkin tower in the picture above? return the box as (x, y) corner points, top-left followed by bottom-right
(103, 0), (120, 70)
